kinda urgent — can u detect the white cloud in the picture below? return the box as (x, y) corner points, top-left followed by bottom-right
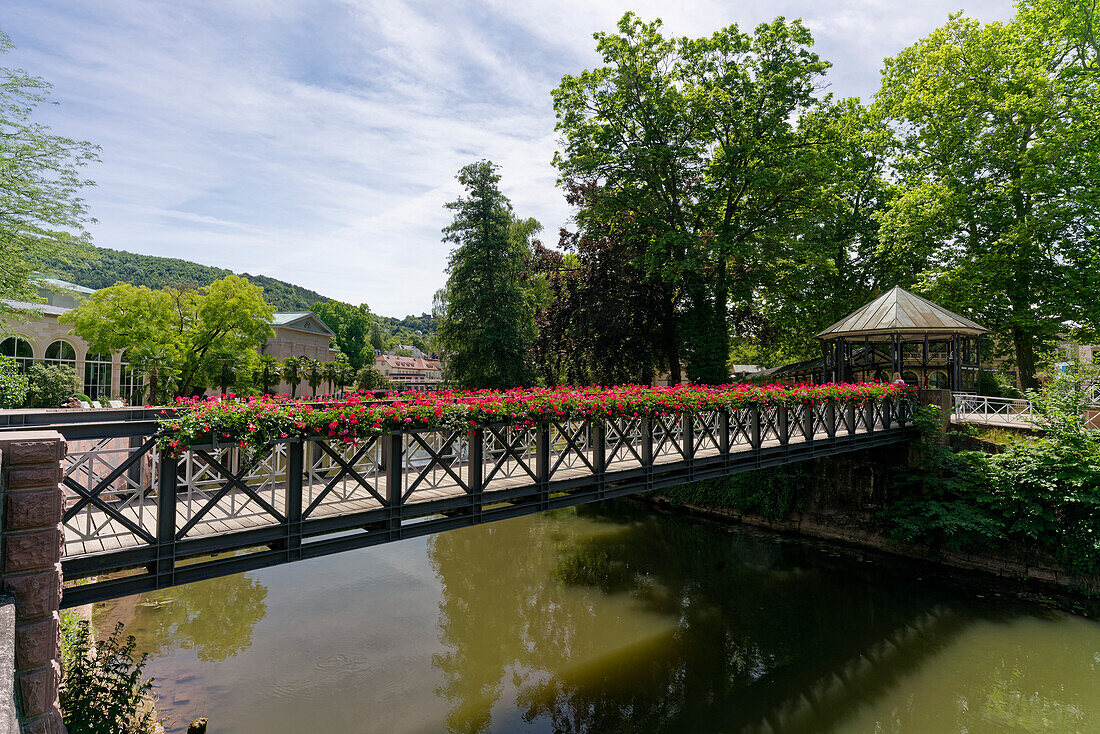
(4, 0), (1014, 315)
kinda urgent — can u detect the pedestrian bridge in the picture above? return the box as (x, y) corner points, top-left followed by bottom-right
(10, 399), (915, 606)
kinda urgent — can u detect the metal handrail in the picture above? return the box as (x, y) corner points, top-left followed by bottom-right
(951, 393), (1034, 425)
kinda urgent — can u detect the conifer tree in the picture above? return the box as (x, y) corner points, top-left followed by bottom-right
(437, 161), (536, 389)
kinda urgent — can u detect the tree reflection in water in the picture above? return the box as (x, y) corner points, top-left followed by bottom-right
(427, 501), (977, 734)
(94, 573), (268, 663)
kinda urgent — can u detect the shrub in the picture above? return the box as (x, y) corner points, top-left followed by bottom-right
(354, 365), (389, 391)
(0, 357), (28, 408)
(883, 401), (1100, 572)
(24, 363), (82, 408)
(60, 620), (156, 734)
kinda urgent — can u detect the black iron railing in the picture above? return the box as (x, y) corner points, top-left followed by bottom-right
(40, 398), (915, 606)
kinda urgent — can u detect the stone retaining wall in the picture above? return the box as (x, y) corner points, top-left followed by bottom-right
(0, 433), (67, 734)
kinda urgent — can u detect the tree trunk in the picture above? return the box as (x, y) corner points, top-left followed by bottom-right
(1012, 326), (1039, 390)
(661, 288), (681, 385)
(710, 255), (730, 385)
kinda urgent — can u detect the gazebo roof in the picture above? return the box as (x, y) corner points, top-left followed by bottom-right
(815, 286), (988, 340)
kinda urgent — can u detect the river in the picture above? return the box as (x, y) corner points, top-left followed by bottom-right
(91, 502), (1100, 734)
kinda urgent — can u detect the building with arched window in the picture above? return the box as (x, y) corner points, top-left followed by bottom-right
(1, 278), (337, 403)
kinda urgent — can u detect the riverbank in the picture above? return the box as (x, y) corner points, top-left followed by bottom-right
(639, 494), (1100, 618)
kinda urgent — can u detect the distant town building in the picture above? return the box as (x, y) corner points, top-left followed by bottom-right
(375, 352), (444, 389)
(1, 279), (337, 401)
(261, 312), (339, 394)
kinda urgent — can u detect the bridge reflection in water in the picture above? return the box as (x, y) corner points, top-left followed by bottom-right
(57, 399), (913, 605)
(94, 502), (1100, 734)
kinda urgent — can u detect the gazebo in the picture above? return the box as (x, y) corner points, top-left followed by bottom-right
(815, 286), (988, 390)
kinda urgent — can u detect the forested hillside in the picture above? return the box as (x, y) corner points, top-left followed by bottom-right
(44, 245), (332, 311)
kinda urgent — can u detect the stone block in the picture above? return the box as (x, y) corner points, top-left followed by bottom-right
(5, 466), (63, 491)
(4, 489), (63, 531)
(2, 527), (62, 573)
(5, 440), (64, 467)
(3, 568), (61, 620)
(17, 660), (60, 718)
(15, 614), (59, 670)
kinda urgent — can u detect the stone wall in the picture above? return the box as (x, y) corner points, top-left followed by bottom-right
(0, 433), (67, 734)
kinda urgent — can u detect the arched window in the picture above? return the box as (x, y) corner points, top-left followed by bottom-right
(119, 349), (144, 404)
(83, 353), (113, 399)
(929, 371), (949, 390)
(44, 340), (77, 369)
(902, 371), (918, 385)
(0, 337), (34, 373)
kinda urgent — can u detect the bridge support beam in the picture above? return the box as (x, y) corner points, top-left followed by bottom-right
(0, 431), (67, 734)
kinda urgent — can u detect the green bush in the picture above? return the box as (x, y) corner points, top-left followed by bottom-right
(355, 365), (389, 391)
(24, 363), (82, 408)
(883, 400), (1100, 574)
(0, 357), (28, 408)
(60, 619), (156, 734)
(975, 370), (1002, 397)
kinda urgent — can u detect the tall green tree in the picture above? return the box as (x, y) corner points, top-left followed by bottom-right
(437, 161), (537, 389)
(310, 301), (374, 369)
(874, 9), (1100, 388)
(0, 30), (98, 312)
(61, 275), (274, 398)
(552, 13), (831, 383)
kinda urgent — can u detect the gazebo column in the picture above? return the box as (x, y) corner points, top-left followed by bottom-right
(951, 334), (963, 391)
(891, 333), (902, 377)
(976, 336), (982, 392)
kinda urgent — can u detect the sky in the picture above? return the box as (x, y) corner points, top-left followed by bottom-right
(4, 0), (1014, 317)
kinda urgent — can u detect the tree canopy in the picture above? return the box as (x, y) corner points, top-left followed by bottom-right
(875, 5), (1100, 387)
(551, 13), (838, 383)
(0, 29), (98, 312)
(61, 275), (274, 398)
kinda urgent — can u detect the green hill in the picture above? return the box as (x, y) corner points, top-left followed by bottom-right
(44, 245), (333, 311)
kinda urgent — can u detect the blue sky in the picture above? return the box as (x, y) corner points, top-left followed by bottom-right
(4, 0), (1013, 316)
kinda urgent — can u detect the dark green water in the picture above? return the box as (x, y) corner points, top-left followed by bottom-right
(93, 503), (1100, 733)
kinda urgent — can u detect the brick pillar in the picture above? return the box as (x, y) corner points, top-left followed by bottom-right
(917, 389), (952, 432)
(0, 431), (67, 734)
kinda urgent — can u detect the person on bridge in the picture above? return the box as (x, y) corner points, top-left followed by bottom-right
(891, 372), (907, 387)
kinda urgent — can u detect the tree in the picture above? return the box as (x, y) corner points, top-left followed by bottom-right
(730, 98), (897, 362)
(355, 364), (388, 391)
(0, 356), (27, 408)
(305, 357), (324, 398)
(369, 322), (385, 354)
(255, 354), (280, 395)
(208, 348), (255, 397)
(281, 355), (304, 398)
(531, 182), (668, 385)
(437, 161), (537, 389)
(0, 30), (98, 312)
(61, 275), (274, 398)
(874, 10), (1100, 388)
(24, 363), (80, 407)
(552, 13), (831, 383)
(310, 301), (374, 370)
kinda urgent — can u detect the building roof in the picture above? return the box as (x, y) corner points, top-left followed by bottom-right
(376, 354), (442, 371)
(0, 299), (70, 317)
(38, 277), (96, 295)
(270, 312), (335, 337)
(815, 286), (988, 340)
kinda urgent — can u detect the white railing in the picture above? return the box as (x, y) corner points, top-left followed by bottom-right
(952, 393), (1035, 426)
(1084, 381), (1100, 407)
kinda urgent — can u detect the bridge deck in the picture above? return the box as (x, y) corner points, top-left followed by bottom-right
(54, 402), (914, 605)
